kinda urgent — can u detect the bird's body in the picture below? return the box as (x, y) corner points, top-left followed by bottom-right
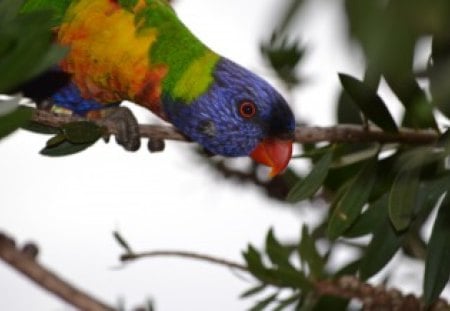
(21, 0), (295, 175)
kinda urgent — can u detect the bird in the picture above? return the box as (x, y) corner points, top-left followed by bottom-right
(21, 0), (296, 176)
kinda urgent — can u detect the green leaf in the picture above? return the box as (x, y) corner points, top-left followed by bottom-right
(336, 90), (363, 125)
(312, 295), (349, 311)
(40, 140), (96, 157)
(359, 214), (404, 280)
(298, 225), (324, 278)
(240, 284), (267, 299)
(22, 121), (60, 135)
(0, 9), (66, 92)
(266, 229), (292, 269)
(388, 167), (421, 231)
(273, 293), (301, 311)
(273, 266), (311, 290)
(249, 293), (278, 311)
(338, 73), (398, 133)
(344, 195), (388, 238)
(327, 159), (377, 239)
(61, 121), (103, 144)
(287, 152), (333, 203)
(0, 105), (33, 139)
(243, 246), (274, 284)
(424, 195), (450, 305)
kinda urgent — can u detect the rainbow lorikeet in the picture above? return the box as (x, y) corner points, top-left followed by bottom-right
(21, 0), (295, 176)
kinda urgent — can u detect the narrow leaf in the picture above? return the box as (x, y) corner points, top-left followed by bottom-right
(424, 195), (450, 305)
(249, 293), (278, 311)
(62, 121), (103, 144)
(344, 195), (388, 238)
(339, 73), (398, 133)
(266, 229), (292, 269)
(40, 140), (96, 157)
(240, 284), (266, 299)
(22, 121), (60, 135)
(327, 159), (377, 239)
(388, 167), (420, 231)
(359, 217), (404, 280)
(0, 105), (33, 139)
(287, 152), (333, 202)
(299, 225), (324, 278)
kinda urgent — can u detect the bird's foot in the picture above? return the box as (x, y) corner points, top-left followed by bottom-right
(95, 106), (141, 151)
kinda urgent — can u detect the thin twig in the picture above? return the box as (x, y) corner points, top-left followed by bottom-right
(30, 109), (439, 145)
(120, 249), (449, 310)
(121, 250), (248, 272)
(0, 232), (115, 311)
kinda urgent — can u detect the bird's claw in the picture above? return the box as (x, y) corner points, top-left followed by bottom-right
(98, 106), (141, 151)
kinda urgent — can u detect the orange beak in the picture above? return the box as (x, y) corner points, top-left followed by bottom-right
(250, 138), (293, 177)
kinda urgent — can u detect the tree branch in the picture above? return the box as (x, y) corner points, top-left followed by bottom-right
(120, 249), (449, 310)
(0, 232), (115, 311)
(121, 250), (248, 272)
(30, 109), (439, 145)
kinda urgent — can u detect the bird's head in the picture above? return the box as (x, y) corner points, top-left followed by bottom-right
(164, 57), (295, 177)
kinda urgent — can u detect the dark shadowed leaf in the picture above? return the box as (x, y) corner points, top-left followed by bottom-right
(312, 295), (349, 311)
(424, 195), (450, 306)
(298, 225), (324, 278)
(0, 105), (33, 139)
(327, 159), (377, 239)
(22, 121), (60, 135)
(275, 266), (311, 290)
(344, 195), (388, 238)
(389, 167), (420, 231)
(62, 121), (103, 144)
(336, 90), (362, 125)
(335, 259), (360, 278)
(40, 140), (96, 157)
(359, 214), (404, 280)
(287, 152), (333, 202)
(338, 73), (398, 133)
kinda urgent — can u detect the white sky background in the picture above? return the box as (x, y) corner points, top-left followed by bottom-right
(1, 0), (448, 310)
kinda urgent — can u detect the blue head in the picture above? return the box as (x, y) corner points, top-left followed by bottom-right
(164, 57), (296, 175)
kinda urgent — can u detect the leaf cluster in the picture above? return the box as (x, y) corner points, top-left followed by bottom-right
(255, 0), (450, 309)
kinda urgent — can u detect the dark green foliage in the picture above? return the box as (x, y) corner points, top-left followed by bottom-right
(0, 0), (66, 139)
(338, 73), (398, 132)
(327, 158), (377, 239)
(260, 33), (305, 88)
(0, 102), (33, 139)
(242, 229), (324, 310)
(0, 0), (66, 93)
(424, 195), (450, 305)
(251, 0), (450, 308)
(39, 121), (104, 156)
(287, 152), (333, 203)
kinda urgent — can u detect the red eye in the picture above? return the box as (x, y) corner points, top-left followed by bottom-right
(239, 101), (257, 118)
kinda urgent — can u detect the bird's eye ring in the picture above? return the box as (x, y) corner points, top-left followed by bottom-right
(239, 101), (257, 118)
